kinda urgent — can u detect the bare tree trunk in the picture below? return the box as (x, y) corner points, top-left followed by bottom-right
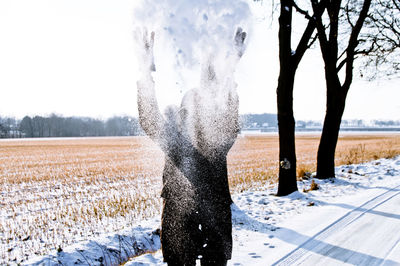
(317, 84), (346, 179)
(277, 68), (298, 195)
(274, 0), (325, 195)
(276, 0), (298, 196)
(312, 0), (371, 179)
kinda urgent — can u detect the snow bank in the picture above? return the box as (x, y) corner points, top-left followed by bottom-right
(24, 220), (161, 266)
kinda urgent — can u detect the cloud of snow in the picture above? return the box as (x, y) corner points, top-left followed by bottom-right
(133, 0), (252, 92)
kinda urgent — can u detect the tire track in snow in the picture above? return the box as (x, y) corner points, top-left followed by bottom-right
(273, 183), (400, 266)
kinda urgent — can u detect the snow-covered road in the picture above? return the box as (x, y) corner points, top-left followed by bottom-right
(273, 184), (400, 265)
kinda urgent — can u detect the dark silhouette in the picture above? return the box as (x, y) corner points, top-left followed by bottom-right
(135, 29), (246, 265)
(275, 0), (326, 195)
(312, 0), (371, 179)
(313, 0), (400, 178)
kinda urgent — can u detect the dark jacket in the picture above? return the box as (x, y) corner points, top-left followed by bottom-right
(137, 62), (239, 264)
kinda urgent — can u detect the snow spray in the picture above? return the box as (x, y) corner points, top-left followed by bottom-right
(134, 2), (251, 263)
(134, 0), (252, 96)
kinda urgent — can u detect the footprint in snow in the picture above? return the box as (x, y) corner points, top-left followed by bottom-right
(258, 199), (268, 205)
(248, 252), (262, 258)
(269, 245), (275, 248)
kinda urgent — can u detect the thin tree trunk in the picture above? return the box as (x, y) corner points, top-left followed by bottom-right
(276, 68), (298, 195)
(316, 84), (346, 179)
(276, 0), (298, 196)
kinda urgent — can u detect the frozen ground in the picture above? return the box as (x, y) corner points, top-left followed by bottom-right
(24, 156), (400, 265)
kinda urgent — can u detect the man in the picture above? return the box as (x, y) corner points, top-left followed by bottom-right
(136, 28), (246, 265)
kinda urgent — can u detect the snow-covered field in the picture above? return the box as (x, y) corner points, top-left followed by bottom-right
(0, 137), (165, 264)
(5, 135), (398, 264)
(23, 155), (400, 265)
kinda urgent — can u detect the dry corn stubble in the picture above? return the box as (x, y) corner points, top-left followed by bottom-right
(1, 133), (400, 263)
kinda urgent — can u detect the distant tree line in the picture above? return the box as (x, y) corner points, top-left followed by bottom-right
(241, 114), (400, 129)
(373, 120), (400, 127)
(241, 113), (278, 128)
(0, 114), (142, 138)
(1, 114), (399, 138)
(0, 117), (21, 138)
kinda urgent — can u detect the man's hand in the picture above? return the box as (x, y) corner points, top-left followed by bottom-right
(134, 28), (156, 72)
(234, 27), (247, 58)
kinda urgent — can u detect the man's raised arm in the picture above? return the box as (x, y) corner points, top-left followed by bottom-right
(135, 29), (164, 141)
(223, 27), (246, 151)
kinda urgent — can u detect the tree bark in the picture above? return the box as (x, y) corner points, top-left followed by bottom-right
(276, 68), (298, 195)
(276, 0), (298, 196)
(316, 84), (346, 179)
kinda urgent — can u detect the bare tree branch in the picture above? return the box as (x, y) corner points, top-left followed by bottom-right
(343, 0), (371, 90)
(290, 0), (312, 19)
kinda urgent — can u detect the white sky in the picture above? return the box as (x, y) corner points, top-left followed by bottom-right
(0, 0), (399, 121)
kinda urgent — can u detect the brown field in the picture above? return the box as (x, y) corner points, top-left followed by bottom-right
(2, 134), (399, 189)
(229, 133), (400, 190)
(1, 133), (400, 261)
